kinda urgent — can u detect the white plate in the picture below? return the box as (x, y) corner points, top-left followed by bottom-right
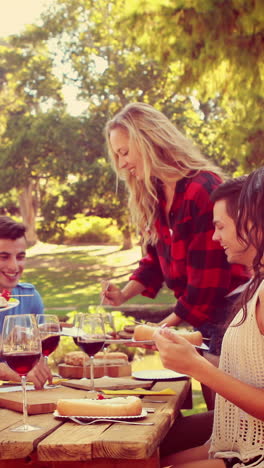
(130, 338), (154, 345)
(104, 338), (154, 345)
(105, 339), (209, 350)
(196, 342), (209, 351)
(53, 408), (147, 420)
(0, 299), (20, 312)
(61, 327), (86, 337)
(132, 369), (188, 381)
(104, 338), (133, 344)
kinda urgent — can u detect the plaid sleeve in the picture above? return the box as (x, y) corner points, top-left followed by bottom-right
(130, 244), (164, 298)
(174, 182), (240, 327)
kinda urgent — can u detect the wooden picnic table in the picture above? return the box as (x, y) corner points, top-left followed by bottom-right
(0, 378), (191, 468)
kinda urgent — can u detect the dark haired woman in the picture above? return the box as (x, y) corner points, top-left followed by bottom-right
(155, 167), (264, 468)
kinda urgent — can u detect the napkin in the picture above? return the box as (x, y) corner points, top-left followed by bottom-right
(0, 380), (22, 386)
(102, 387), (176, 395)
(0, 378), (68, 386)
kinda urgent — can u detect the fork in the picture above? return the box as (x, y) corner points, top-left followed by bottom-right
(69, 417), (154, 426)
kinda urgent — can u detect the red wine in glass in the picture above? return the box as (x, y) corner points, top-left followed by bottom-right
(78, 340), (104, 357)
(41, 335), (60, 357)
(78, 314), (106, 392)
(73, 336), (78, 346)
(1, 314), (42, 432)
(3, 352), (41, 376)
(37, 315), (61, 368)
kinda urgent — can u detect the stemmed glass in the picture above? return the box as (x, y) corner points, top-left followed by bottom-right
(37, 314), (61, 365)
(1, 314), (42, 432)
(77, 314), (106, 392)
(100, 311), (117, 377)
(72, 313), (88, 380)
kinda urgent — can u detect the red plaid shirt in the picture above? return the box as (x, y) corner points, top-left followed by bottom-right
(130, 171), (249, 327)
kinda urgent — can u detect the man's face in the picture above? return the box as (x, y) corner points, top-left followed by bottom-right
(213, 199), (255, 268)
(0, 237), (26, 291)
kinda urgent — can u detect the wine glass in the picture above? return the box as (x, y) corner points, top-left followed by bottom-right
(100, 311), (117, 377)
(77, 314), (106, 393)
(1, 314), (42, 432)
(72, 312), (88, 380)
(37, 315), (61, 366)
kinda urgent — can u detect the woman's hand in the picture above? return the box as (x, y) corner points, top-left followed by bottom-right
(100, 281), (125, 306)
(154, 327), (203, 376)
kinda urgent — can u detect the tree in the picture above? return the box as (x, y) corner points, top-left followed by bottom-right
(0, 35), (64, 243)
(0, 110), (88, 244)
(121, 0), (264, 172)
(32, 0), (195, 246)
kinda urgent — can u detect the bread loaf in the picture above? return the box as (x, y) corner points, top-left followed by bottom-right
(133, 324), (203, 346)
(64, 351), (86, 366)
(56, 396), (142, 417)
(133, 324), (156, 341)
(64, 351), (128, 367)
(93, 352), (128, 366)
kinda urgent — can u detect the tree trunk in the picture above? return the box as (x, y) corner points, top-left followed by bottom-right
(18, 181), (38, 246)
(121, 225), (133, 250)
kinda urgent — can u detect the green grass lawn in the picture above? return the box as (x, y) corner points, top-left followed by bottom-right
(25, 242), (175, 316)
(24, 241), (206, 415)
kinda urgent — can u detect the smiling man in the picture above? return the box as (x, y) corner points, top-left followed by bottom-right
(0, 216), (52, 388)
(211, 175), (255, 268)
(0, 216), (43, 331)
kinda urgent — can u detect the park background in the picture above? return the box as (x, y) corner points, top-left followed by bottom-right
(1, 0), (264, 414)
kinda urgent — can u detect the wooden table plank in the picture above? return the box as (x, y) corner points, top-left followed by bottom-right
(0, 451), (160, 468)
(92, 413), (170, 460)
(38, 420), (107, 461)
(0, 413), (63, 459)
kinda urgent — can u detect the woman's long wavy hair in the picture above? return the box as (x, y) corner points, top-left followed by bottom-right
(105, 102), (223, 245)
(234, 166), (264, 325)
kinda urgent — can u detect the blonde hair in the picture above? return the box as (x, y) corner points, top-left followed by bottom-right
(105, 102), (223, 245)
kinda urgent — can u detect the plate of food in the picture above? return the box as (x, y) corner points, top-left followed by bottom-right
(54, 396), (146, 420)
(132, 369), (188, 381)
(53, 408), (148, 421)
(0, 298), (20, 312)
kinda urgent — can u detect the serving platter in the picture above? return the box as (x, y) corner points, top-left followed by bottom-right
(61, 327), (85, 337)
(105, 339), (209, 351)
(104, 338), (154, 345)
(53, 408), (147, 420)
(0, 299), (20, 312)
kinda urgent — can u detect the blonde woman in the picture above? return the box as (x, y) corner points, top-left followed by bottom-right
(102, 102), (248, 368)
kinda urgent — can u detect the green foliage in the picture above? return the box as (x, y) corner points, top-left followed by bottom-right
(63, 214), (122, 244)
(1, 0), (263, 244)
(122, 0), (264, 172)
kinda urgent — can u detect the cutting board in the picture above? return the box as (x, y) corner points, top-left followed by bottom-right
(58, 362), (132, 379)
(0, 377), (153, 414)
(61, 376), (153, 391)
(0, 386), (88, 415)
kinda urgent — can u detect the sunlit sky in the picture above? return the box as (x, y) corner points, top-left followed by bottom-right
(0, 0), (51, 36)
(0, 0), (87, 115)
